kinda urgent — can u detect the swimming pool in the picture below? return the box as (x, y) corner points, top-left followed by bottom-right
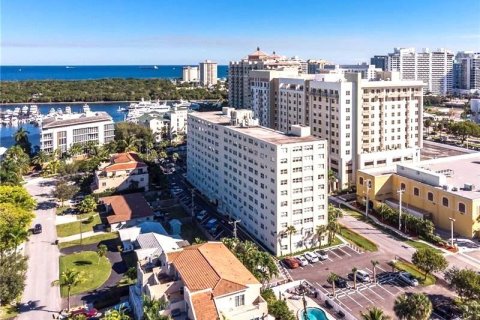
(297, 307), (329, 320)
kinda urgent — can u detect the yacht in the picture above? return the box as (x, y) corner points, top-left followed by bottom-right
(57, 107), (63, 115)
(22, 105), (29, 115)
(29, 105), (39, 115)
(126, 98), (170, 122)
(49, 107), (56, 115)
(82, 104), (91, 113)
(13, 107), (20, 116)
(65, 106), (72, 114)
(173, 99), (191, 109)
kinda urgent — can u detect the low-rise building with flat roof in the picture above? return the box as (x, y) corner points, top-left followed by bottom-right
(357, 153), (480, 238)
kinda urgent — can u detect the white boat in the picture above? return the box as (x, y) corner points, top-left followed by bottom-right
(65, 106), (72, 114)
(13, 107), (20, 116)
(173, 99), (191, 109)
(49, 107), (56, 114)
(29, 105), (38, 114)
(57, 107), (63, 115)
(22, 105), (29, 115)
(153, 66), (158, 69)
(83, 104), (90, 113)
(117, 106), (127, 112)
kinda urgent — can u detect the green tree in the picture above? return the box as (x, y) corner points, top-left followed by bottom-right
(52, 269), (86, 311)
(394, 293), (432, 320)
(142, 295), (169, 320)
(315, 225), (327, 246)
(328, 169), (337, 193)
(69, 143), (84, 157)
(52, 180), (79, 207)
(424, 119), (432, 135)
(96, 244), (108, 264)
(14, 127), (32, 155)
(31, 150), (51, 169)
(285, 225), (296, 255)
(46, 159), (61, 175)
(102, 309), (131, 320)
(0, 203), (34, 257)
(0, 185), (37, 211)
(360, 307), (391, 320)
(458, 300), (480, 320)
(327, 272), (339, 296)
(268, 300), (295, 320)
(327, 206), (343, 245)
(412, 248), (448, 280)
(171, 152), (179, 162)
(371, 260), (379, 283)
(77, 195), (97, 214)
(444, 267), (480, 301)
(0, 252), (27, 304)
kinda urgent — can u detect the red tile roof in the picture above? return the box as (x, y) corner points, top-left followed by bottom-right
(102, 152), (147, 173)
(191, 292), (219, 320)
(100, 193), (153, 224)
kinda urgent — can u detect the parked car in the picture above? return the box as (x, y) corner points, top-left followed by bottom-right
(348, 270), (370, 282)
(33, 224), (42, 234)
(397, 271), (419, 286)
(304, 252), (319, 263)
(316, 249), (328, 260)
(295, 255), (308, 267)
(70, 308), (99, 318)
(196, 210), (207, 221)
(204, 218), (218, 229)
(334, 277), (348, 288)
(282, 257), (300, 269)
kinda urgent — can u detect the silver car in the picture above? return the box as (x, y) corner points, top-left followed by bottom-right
(398, 271), (419, 286)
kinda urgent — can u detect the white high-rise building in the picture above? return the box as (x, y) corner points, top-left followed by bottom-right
(187, 108), (328, 256)
(182, 66), (199, 82)
(40, 110), (114, 153)
(387, 47), (454, 95)
(322, 64), (382, 80)
(251, 71), (424, 188)
(228, 48), (305, 109)
(199, 60), (218, 86)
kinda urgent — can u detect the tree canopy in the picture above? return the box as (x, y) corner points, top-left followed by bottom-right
(0, 185), (37, 211)
(444, 267), (480, 302)
(412, 248), (448, 279)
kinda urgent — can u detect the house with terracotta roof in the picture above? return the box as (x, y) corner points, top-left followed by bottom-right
(129, 242), (268, 320)
(100, 193), (154, 231)
(92, 152), (149, 193)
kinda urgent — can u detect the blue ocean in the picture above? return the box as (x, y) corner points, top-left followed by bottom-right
(0, 65), (228, 81)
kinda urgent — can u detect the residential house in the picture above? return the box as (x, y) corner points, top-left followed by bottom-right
(93, 152), (149, 193)
(100, 193), (154, 231)
(130, 242), (268, 320)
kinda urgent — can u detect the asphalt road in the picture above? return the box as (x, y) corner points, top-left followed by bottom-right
(18, 177), (61, 320)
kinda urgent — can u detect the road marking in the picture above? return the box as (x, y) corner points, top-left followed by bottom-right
(334, 298), (352, 311)
(329, 249), (342, 259)
(338, 246), (351, 257)
(347, 294), (363, 307)
(367, 286), (385, 300)
(375, 284), (396, 297)
(357, 288), (375, 305)
(376, 265), (387, 272)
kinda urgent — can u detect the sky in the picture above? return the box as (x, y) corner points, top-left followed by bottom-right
(1, 0), (480, 65)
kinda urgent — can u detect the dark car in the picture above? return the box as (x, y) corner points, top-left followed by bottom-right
(33, 224), (42, 234)
(334, 277), (348, 288)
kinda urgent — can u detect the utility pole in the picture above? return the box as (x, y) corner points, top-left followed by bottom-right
(397, 188), (405, 231)
(449, 217), (456, 247)
(229, 219), (241, 239)
(365, 179), (371, 219)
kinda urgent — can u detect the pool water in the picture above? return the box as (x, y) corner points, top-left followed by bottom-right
(298, 307), (329, 320)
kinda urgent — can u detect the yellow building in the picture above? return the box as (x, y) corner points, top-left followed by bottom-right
(356, 153), (480, 238)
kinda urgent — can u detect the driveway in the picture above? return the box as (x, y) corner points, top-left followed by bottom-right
(18, 177), (61, 320)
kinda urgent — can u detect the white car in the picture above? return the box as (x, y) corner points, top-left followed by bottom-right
(356, 270), (370, 282)
(295, 255), (308, 267)
(304, 252), (319, 263)
(316, 249), (328, 260)
(398, 271), (419, 286)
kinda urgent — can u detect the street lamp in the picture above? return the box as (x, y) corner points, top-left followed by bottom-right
(365, 179), (372, 219)
(229, 219), (241, 239)
(449, 217), (456, 247)
(397, 188), (405, 231)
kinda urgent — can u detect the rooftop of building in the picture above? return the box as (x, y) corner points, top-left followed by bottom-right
(42, 111), (112, 129)
(361, 153), (480, 200)
(100, 152), (147, 173)
(136, 232), (183, 255)
(166, 242), (259, 296)
(190, 111), (320, 145)
(100, 193), (154, 224)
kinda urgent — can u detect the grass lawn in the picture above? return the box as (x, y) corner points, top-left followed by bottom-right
(56, 205), (69, 215)
(58, 232), (119, 249)
(0, 305), (18, 320)
(76, 211), (96, 220)
(56, 214), (101, 238)
(59, 251), (111, 297)
(339, 226), (378, 252)
(393, 260), (436, 286)
(405, 240), (442, 254)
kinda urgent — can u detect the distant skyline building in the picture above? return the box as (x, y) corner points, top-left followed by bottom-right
(187, 108), (328, 255)
(182, 66), (199, 82)
(385, 47), (454, 95)
(199, 60), (218, 86)
(228, 48), (305, 109)
(307, 59), (330, 74)
(370, 55), (389, 71)
(321, 63), (381, 80)
(453, 51), (480, 94)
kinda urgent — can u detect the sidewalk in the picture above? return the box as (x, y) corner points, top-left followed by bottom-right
(57, 230), (106, 243)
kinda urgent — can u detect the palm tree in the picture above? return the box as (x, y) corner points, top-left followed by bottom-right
(14, 127), (31, 155)
(377, 204), (391, 222)
(142, 295), (169, 320)
(120, 135), (141, 152)
(52, 269), (85, 311)
(360, 307), (391, 320)
(327, 273), (338, 296)
(328, 169), (337, 193)
(352, 267), (358, 289)
(285, 225), (297, 255)
(97, 244), (108, 264)
(6, 145), (30, 175)
(327, 220), (340, 245)
(315, 225), (327, 246)
(371, 260), (379, 283)
(394, 293), (432, 320)
(46, 159), (60, 175)
(31, 151), (50, 168)
(69, 143), (84, 157)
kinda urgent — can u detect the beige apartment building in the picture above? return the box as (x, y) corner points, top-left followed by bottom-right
(199, 59), (218, 86)
(187, 108), (328, 255)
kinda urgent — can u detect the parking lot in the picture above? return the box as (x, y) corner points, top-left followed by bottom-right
(282, 244), (454, 318)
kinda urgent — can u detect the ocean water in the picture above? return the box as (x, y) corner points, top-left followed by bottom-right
(0, 103), (128, 149)
(0, 65), (228, 81)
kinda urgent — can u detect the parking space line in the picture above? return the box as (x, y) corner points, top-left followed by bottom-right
(314, 282), (330, 294)
(338, 246), (351, 257)
(328, 249), (342, 259)
(356, 289), (375, 305)
(375, 284), (396, 297)
(367, 286), (385, 300)
(376, 265), (387, 272)
(346, 294), (363, 308)
(334, 298), (352, 311)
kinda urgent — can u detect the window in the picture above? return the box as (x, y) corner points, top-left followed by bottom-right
(359, 177), (364, 185)
(427, 192), (434, 201)
(459, 203), (466, 213)
(400, 183), (406, 191)
(413, 187), (419, 196)
(281, 169), (288, 174)
(442, 197), (449, 207)
(235, 294), (245, 307)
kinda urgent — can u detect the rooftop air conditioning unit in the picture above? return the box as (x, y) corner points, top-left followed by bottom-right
(464, 183), (474, 191)
(442, 185), (450, 191)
